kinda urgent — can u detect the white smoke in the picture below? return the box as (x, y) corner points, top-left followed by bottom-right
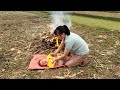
(49, 11), (72, 34)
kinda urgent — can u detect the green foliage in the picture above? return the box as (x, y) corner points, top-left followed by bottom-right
(71, 15), (120, 31)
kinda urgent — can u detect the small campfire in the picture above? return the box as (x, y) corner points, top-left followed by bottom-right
(29, 31), (61, 55)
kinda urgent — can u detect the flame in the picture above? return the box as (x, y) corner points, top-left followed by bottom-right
(52, 37), (59, 47)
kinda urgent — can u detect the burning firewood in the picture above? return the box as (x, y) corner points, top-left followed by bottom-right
(29, 31), (61, 54)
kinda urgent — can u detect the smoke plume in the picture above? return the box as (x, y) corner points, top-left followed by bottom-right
(49, 11), (72, 34)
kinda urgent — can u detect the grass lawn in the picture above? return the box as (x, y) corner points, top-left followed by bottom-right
(71, 15), (120, 31)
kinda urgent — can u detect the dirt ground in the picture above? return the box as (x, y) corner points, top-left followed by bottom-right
(0, 11), (120, 79)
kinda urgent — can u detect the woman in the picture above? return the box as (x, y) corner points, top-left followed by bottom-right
(50, 25), (89, 67)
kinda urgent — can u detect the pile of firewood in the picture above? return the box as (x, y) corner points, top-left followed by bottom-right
(29, 31), (61, 54)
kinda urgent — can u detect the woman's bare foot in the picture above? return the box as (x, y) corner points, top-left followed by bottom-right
(79, 57), (90, 67)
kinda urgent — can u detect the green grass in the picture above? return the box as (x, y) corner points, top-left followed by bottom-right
(71, 15), (120, 31)
(30, 11), (120, 31)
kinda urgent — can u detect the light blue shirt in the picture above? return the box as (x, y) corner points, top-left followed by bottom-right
(63, 32), (89, 55)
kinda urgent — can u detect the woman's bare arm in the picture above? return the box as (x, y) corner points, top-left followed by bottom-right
(54, 40), (64, 54)
(53, 49), (70, 61)
(51, 40), (64, 57)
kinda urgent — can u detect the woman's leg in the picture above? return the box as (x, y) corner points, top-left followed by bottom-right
(64, 55), (89, 67)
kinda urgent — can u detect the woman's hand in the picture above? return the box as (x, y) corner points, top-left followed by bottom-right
(50, 53), (57, 57)
(51, 57), (58, 65)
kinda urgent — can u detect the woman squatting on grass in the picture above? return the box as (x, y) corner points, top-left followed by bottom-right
(50, 25), (90, 67)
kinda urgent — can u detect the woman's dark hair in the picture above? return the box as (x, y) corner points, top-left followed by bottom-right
(54, 25), (70, 36)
